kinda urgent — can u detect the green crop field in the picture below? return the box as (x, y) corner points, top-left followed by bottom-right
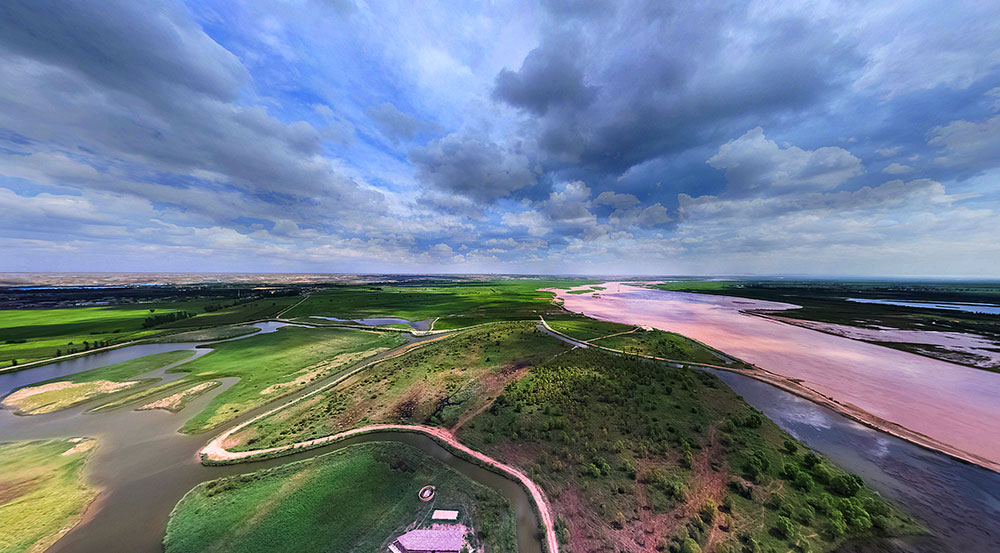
(285, 279), (595, 330)
(0, 295), (301, 367)
(167, 326), (407, 433)
(164, 442), (516, 553)
(1, 350), (196, 414)
(457, 348), (922, 553)
(0, 438), (99, 553)
(229, 322), (568, 451)
(0, 301), (209, 366)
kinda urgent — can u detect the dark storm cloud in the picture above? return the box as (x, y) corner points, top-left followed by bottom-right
(0, 0), (383, 227)
(494, 2), (860, 178)
(408, 134), (537, 203)
(492, 34), (597, 115)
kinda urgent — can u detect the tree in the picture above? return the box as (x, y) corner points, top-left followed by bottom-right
(831, 474), (863, 497)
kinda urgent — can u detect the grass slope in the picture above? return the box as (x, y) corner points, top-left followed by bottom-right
(285, 280), (594, 330)
(170, 326), (407, 433)
(592, 329), (736, 366)
(458, 348), (921, 553)
(229, 322), (568, 452)
(145, 325), (261, 343)
(0, 438), (99, 553)
(1, 350), (195, 414)
(547, 318), (635, 341)
(164, 442), (516, 553)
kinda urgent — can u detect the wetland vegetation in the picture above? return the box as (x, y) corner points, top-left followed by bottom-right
(0, 438), (99, 553)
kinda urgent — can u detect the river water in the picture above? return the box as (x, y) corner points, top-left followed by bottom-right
(707, 369), (1000, 552)
(0, 323), (541, 553)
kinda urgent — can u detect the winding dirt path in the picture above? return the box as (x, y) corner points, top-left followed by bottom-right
(200, 423), (559, 553)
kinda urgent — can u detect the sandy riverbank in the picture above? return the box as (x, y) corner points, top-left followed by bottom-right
(550, 283), (1000, 474)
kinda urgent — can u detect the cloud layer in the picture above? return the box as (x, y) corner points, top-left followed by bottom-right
(1, 0), (998, 276)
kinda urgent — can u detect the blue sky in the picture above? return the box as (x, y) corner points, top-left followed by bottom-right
(1, 0), (998, 276)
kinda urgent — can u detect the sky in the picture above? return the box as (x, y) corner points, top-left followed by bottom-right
(1, 0), (999, 277)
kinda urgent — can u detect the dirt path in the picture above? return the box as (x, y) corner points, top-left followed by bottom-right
(275, 294), (310, 320)
(200, 423), (559, 553)
(585, 327), (638, 343)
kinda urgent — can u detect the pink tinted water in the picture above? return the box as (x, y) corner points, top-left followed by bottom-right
(554, 283), (1000, 467)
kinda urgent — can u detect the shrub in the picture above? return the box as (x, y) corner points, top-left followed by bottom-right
(679, 537), (702, 553)
(700, 499), (717, 523)
(774, 515), (796, 540)
(831, 474), (864, 497)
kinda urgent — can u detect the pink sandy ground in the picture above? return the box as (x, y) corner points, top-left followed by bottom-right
(553, 283), (1000, 469)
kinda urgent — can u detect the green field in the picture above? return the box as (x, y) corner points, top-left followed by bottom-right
(168, 326), (407, 433)
(546, 318), (634, 341)
(0, 296), (301, 367)
(229, 322), (568, 451)
(457, 348), (922, 553)
(286, 280), (594, 330)
(0, 302), (208, 366)
(592, 329), (737, 366)
(165, 442), (516, 553)
(1, 350), (195, 414)
(0, 438), (99, 553)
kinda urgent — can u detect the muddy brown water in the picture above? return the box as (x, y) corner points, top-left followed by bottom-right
(0, 323), (542, 553)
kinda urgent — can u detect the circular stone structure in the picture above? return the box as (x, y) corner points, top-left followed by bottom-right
(418, 485), (435, 501)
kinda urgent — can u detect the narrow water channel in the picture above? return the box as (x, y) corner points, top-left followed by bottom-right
(706, 368), (1000, 553)
(0, 323), (542, 553)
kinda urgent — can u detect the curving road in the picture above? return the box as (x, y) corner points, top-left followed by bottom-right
(201, 423), (559, 553)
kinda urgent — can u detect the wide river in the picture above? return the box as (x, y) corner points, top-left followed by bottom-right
(554, 283), (1000, 472)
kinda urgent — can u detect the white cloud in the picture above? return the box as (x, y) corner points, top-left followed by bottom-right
(708, 127), (863, 194)
(883, 162), (913, 174)
(929, 114), (1000, 170)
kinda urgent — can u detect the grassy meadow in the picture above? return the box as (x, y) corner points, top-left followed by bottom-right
(164, 442), (516, 553)
(229, 322), (568, 451)
(0, 296), (301, 367)
(457, 347), (922, 553)
(0, 438), (99, 553)
(546, 318), (634, 341)
(169, 326), (407, 433)
(592, 329), (737, 366)
(286, 279), (594, 330)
